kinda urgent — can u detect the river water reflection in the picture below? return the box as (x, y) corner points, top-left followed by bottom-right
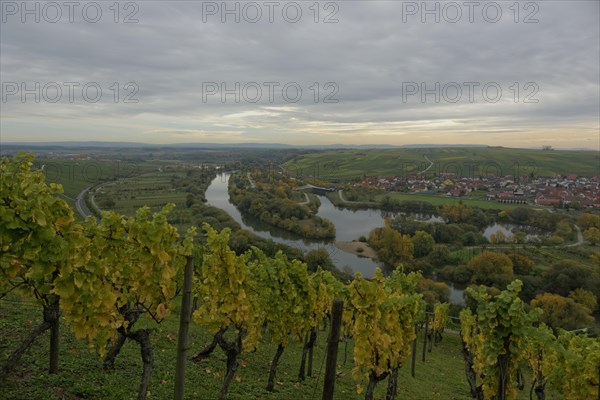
(205, 173), (387, 276)
(205, 173), (466, 303)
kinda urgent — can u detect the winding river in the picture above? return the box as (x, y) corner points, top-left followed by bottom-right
(205, 173), (387, 277)
(205, 173), (466, 304)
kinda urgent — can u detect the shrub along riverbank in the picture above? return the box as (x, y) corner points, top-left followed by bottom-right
(229, 174), (336, 240)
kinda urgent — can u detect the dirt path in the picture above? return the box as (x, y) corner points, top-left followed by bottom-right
(338, 190), (363, 204)
(297, 192), (310, 205)
(565, 224), (584, 247)
(420, 155), (434, 174)
(247, 172), (256, 188)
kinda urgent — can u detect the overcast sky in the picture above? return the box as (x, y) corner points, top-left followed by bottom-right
(1, 0), (599, 148)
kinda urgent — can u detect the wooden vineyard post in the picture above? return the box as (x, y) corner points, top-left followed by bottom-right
(174, 256), (194, 400)
(322, 299), (343, 400)
(422, 313), (429, 362)
(411, 323), (418, 377)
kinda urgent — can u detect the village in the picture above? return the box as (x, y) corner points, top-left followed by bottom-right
(358, 173), (600, 208)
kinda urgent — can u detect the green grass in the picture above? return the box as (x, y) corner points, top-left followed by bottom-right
(284, 147), (600, 180)
(450, 247), (487, 263)
(376, 192), (528, 210)
(1, 297), (563, 400)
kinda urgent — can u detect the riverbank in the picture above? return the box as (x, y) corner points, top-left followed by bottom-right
(229, 174), (336, 240)
(334, 240), (378, 260)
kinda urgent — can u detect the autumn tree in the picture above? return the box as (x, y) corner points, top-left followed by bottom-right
(411, 230), (435, 258)
(439, 201), (474, 224)
(531, 293), (595, 331)
(466, 251), (514, 288)
(576, 212), (600, 230)
(568, 288), (597, 313)
(543, 260), (600, 299)
(583, 227), (600, 245)
(507, 253), (535, 275)
(416, 278), (450, 305)
(304, 248), (336, 273)
(426, 244), (452, 267)
(490, 231), (508, 244)
(554, 220), (573, 240)
(369, 219), (413, 268)
(506, 207), (534, 225)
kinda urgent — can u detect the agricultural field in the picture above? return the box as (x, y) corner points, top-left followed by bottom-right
(96, 173), (189, 214)
(93, 169), (214, 233)
(35, 158), (161, 199)
(0, 296), (562, 400)
(283, 147), (600, 180)
(375, 192), (532, 210)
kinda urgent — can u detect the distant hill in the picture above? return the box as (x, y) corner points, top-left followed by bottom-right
(2, 142), (598, 178)
(283, 147), (600, 178)
(2, 141), (490, 150)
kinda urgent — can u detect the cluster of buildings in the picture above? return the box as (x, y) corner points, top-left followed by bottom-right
(358, 174), (600, 208)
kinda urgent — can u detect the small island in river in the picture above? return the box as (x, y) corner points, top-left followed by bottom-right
(334, 241), (378, 260)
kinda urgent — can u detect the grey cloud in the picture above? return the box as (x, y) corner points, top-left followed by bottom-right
(1, 0), (598, 147)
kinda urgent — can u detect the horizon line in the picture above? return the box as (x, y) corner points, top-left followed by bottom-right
(1, 141), (598, 152)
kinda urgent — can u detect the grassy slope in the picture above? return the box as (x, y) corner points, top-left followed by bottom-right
(35, 159), (160, 199)
(284, 147), (600, 180)
(0, 298), (562, 400)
